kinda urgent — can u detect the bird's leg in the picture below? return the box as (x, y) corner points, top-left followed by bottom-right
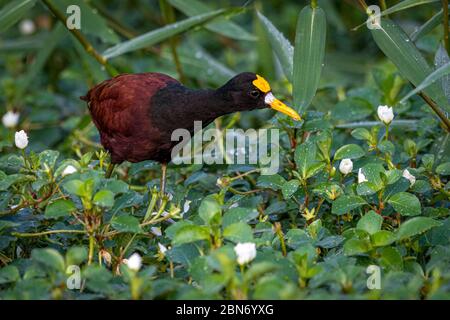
(105, 163), (116, 178)
(160, 162), (167, 196)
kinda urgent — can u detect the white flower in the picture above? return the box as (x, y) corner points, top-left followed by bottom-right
(158, 243), (168, 254)
(2, 111), (20, 128)
(15, 130), (28, 149)
(151, 227), (162, 236)
(377, 105), (394, 125)
(402, 169), (416, 186)
(234, 242), (257, 266)
(339, 158), (353, 175)
(358, 168), (368, 184)
(19, 19), (35, 35)
(62, 165), (77, 176)
(125, 252), (142, 271)
(183, 200), (191, 214)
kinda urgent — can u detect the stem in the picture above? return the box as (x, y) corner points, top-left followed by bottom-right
(443, 0), (450, 55)
(379, 0), (387, 11)
(12, 229), (86, 237)
(41, 0), (118, 77)
(417, 91), (450, 132)
(274, 222), (287, 257)
(385, 124), (389, 141)
(88, 234), (95, 265)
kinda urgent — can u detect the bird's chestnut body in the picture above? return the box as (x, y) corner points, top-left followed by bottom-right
(81, 72), (300, 165)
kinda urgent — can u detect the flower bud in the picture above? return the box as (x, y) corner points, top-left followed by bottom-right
(15, 130), (28, 149)
(234, 242), (257, 266)
(339, 158), (353, 175)
(377, 105), (394, 125)
(2, 111), (20, 128)
(402, 169), (416, 186)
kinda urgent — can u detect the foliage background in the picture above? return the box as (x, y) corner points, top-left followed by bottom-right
(0, 0), (449, 299)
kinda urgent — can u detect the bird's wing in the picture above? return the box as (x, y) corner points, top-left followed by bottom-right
(82, 73), (179, 137)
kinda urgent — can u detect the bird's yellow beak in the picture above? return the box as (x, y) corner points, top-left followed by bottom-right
(265, 92), (302, 121)
(252, 74), (301, 121)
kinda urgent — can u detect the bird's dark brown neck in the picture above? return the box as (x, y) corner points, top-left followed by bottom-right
(149, 83), (234, 134)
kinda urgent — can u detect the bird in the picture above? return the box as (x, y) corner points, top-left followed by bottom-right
(81, 72), (301, 196)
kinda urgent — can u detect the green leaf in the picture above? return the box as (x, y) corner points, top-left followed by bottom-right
(436, 162), (450, 175)
(257, 11), (293, 81)
(293, 5), (326, 112)
(0, 265), (20, 284)
(223, 222), (253, 243)
(168, 0), (255, 41)
(198, 195), (222, 226)
(38, 150), (59, 170)
(256, 174), (286, 190)
(351, 128), (372, 141)
(31, 248), (65, 272)
(295, 140), (318, 179)
(344, 238), (371, 255)
(334, 144), (365, 160)
(172, 225), (211, 246)
(0, 0), (36, 33)
(103, 9), (229, 59)
(377, 246), (403, 271)
(66, 246), (88, 266)
(93, 189), (115, 208)
(400, 62), (450, 103)
(356, 210), (382, 235)
(381, 0), (439, 16)
(223, 207), (258, 228)
(388, 192), (421, 216)
(282, 180), (300, 199)
(371, 18), (450, 113)
(410, 6), (449, 41)
(332, 195), (367, 215)
(45, 199), (76, 218)
(63, 179), (85, 197)
(371, 230), (397, 247)
(111, 215), (143, 234)
(397, 217), (442, 240)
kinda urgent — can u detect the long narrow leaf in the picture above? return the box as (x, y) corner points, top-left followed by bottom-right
(103, 9), (228, 59)
(371, 18), (450, 113)
(400, 61), (450, 103)
(293, 5), (327, 113)
(435, 44), (450, 104)
(410, 7), (448, 41)
(0, 0), (36, 33)
(168, 0), (255, 41)
(381, 0), (439, 16)
(256, 11), (293, 81)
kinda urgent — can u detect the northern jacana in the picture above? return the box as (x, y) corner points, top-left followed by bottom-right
(81, 72), (301, 195)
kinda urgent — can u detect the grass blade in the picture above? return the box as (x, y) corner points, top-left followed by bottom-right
(293, 4), (327, 113)
(103, 9), (228, 60)
(256, 11), (294, 81)
(400, 61), (450, 103)
(371, 18), (450, 113)
(381, 0), (439, 16)
(410, 7), (448, 41)
(0, 0), (36, 33)
(168, 0), (255, 41)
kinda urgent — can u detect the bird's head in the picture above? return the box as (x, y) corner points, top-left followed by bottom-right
(218, 72), (301, 121)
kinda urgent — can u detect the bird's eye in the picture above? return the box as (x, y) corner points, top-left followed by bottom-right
(249, 90), (260, 98)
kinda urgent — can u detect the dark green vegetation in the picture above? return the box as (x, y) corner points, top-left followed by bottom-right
(0, 0), (450, 299)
